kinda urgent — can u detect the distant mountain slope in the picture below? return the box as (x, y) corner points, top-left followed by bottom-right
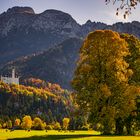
(1, 6), (140, 89)
(106, 21), (140, 38)
(0, 7), (81, 66)
(1, 7), (140, 68)
(1, 38), (83, 89)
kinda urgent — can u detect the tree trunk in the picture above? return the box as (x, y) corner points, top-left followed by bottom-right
(103, 122), (112, 135)
(125, 116), (133, 135)
(115, 118), (124, 135)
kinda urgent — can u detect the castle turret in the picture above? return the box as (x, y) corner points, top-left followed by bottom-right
(1, 68), (19, 85)
(12, 69), (15, 78)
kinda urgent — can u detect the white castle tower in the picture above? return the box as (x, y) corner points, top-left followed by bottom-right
(1, 69), (19, 85)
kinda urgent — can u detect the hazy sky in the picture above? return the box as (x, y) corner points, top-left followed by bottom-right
(0, 0), (140, 25)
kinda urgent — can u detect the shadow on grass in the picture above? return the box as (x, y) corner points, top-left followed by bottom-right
(8, 134), (96, 140)
(8, 133), (136, 140)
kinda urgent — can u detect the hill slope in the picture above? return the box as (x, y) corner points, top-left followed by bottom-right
(1, 38), (83, 89)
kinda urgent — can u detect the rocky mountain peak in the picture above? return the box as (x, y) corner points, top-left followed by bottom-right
(32, 9), (81, 37)
(85, 20), (92, 25)
(132, 21), (140, 27)
(37, 9), (78, 26)
(41, 9), (73, 19)
(6, 6), (35, 14)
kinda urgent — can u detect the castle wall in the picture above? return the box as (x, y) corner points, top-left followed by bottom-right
(1, 76), (19, 85)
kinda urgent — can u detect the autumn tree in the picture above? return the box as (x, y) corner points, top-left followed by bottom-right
(6, 120), (12, 129)
(14, 118), (21, 128)
(21, 115), (32, 130)
(105, 0), (140, 18)
(32, 117), (46, 130)
(120, 33), (140, 134)
(63, 118), (70, 130)
(72, 30), (139, 135)
(53, 122), (61, 130)
(120, 33), (140, 84)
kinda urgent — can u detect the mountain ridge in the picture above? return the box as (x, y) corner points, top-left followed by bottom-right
(1, 6), (140, 89)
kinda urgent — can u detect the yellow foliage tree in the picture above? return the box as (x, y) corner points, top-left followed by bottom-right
(53, 122), (61, 130)
(32, 117), (46, 130)
(63, 118), (70, 130)
(21, 115), (32, 130)
(72, 30), (139, 135)
(14, 118), (21, 127)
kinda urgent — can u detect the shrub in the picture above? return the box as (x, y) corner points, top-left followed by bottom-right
(63, 118), (70, 130)
(53, 122), (61, 130)
(14, 118), (21, 127)
(0, 123), (2, 129)
(81, 124), (90, 130)
(2, 123), (7, 129)
(46, 125), (53, 130)
(32, 117), (46, 130)
(6, 120), (12, 129)
(93, 123), (104, 132)
(21, 115), (32, 130)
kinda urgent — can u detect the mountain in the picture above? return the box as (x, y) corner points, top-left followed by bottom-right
(1, 7), (140, 68)
(81, 20), (107, 36)
(0, 6), (81, 66)
(106, 21), (140, 38)
(1, 38), (83, 89)
(1, 6), (140, 89)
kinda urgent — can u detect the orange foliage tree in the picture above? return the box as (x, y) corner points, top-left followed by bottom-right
(21, 115), (32, 130)
(72, 30), (139, 135)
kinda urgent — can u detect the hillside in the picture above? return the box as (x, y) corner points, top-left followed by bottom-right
(0, 7), (81, 66)
(0, 78), (74, 123)
(0, 38), (83, 89)
(1, 6), (140, 89)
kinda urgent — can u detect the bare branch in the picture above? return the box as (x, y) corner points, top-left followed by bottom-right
(105, 0), (140, 18)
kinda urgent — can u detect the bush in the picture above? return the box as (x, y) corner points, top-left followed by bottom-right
(14, 119), (21, 127)
(63, 118), (70, 130)
(46, 125), (53, 130)
(21, 115), (32, 130)
(2, 123), (7, 129)
(32, 117), (46, 130)
(6, 120), (12, 129)
(53, 122), (61, 130)
(93, 123), (104, 132)
(0, 123), (2, 129)
(81, 124), (90, 130)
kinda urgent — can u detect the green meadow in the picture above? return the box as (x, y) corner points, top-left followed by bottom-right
(0, 130), (140, 140)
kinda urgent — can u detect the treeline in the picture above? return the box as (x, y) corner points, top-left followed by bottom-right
(0, 78), (92, 130)
(0, 115), (70, 131)
(0, 78), (73, 126)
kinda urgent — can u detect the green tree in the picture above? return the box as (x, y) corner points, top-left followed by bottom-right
(120, 33), (140, 135)
(72, 30), (139, 135)
(6, 120), (12, 129)
(120, 33), (140, 84)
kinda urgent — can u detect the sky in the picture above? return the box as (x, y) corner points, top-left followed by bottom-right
(0, 0), (140, 25)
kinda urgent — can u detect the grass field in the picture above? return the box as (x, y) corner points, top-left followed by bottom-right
(0, 129), (140, 140)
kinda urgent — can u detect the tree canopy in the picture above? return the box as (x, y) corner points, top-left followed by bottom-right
(72, 30), (140, 135)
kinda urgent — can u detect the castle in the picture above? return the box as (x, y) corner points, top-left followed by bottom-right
(0, 69), (19, 85)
